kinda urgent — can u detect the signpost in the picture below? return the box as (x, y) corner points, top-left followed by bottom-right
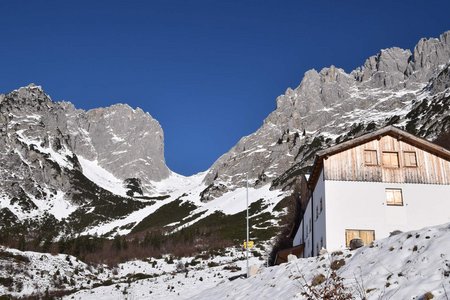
(246, 174), (249, 278)
(243, 241), (254, 249)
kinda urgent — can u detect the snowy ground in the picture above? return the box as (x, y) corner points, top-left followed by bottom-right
(0, 246), (112, 298)
(65, 249), (265, 300)
(2, 223), (450, 299)
(72, 223), (450, 299)
(0, 243), (267, 299)
(193, 222), (450, 300)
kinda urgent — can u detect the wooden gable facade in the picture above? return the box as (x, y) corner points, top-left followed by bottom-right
(323, 135), (450, 184)
(309, 126), (450, 188)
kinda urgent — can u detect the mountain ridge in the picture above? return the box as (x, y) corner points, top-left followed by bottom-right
(202, 30), (450, 196)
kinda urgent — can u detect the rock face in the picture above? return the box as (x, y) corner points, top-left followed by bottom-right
(61, 102), (169, 186)
(349, 238), (364, 250)
(203, 31), (450, 195)
(0, 84), (170, 228)
(0, 85), (78, 215)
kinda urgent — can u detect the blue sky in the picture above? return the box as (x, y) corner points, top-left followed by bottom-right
(1, 1), (449, 176)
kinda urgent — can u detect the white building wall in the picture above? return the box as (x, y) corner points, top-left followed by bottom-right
(311, 170), (326, 256)
(325, 181), (450, 251)
(293, 170), (327, 258)
(293, 218), (303, 246)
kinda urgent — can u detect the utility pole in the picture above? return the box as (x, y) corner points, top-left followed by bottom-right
(246, 174), (249, 278)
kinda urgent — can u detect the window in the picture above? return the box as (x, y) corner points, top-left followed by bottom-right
(316, 206), (319, 220)
(345, 229), (375, 247)
(386, 189), (403, 206)
(320, 197), (323, 213)
(404, 151), (418, 167)
(364, 150), (378, 165)
(320, 237), (323, 249)
(382, 151), (399, 168)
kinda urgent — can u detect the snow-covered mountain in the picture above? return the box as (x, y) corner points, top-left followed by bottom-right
(0, 85), (175, 239)
(203, 31), (450, 196)
(0, 84), (288, 244)
(0, 30), (449, 253)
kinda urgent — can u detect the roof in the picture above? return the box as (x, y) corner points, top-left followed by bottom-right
(308, 126), (450, 190)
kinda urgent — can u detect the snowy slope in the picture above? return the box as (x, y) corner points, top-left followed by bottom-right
(78, 156), (129, 197)
(193, 223), (450, 300)
(0, 246), (112, 298)
(65, 249), (265, 300)
(81, 170), (288, 236)
(42, 222), (450, 300)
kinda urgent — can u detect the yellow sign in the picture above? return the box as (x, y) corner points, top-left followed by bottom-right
(243, 241), (254, 249)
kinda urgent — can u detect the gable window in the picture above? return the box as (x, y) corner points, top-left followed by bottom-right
(382, 151), (399, 168)
(404, 151), (418, 167)
(385, 188), (403, 206)
(364, 150), (378, 166)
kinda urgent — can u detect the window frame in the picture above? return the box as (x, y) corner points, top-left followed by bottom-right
(364, 149), (378, 166)
(403, 151), (418, 167)
(385, 188), (404, 206)
(382, 151), (400, 168)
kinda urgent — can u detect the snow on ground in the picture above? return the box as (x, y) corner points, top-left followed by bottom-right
(0, 187), (77, 222)
(78, 156), (129, 197)
(65, 248), (266, 300)
(31, 190), (78, 221)
(0, 246), (112, 298)
(192, 222), (450, 300)
(4, 223), (450, 299)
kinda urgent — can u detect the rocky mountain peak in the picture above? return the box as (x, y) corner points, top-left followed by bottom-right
(202, 30), (450, 198)
(74, 101), (170, 186)
(3, 83), (52, 108)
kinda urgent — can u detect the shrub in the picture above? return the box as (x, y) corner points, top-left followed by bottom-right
(207, 261), (219, 267)
(330, 259), (345, 271)
(301, 270), (353, 299)
(311, 274), (326, 286)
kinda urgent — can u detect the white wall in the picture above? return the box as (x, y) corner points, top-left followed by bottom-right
(293, 170), (327, 258)
(325, 181), (450, 251)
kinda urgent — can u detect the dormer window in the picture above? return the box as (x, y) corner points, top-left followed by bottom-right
(382, 151), (399, 168)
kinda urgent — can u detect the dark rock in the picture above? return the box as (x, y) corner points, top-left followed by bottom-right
(349, 238), (364, 250)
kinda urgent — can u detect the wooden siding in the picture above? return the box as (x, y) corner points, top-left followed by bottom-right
(323, 135), (450, 184)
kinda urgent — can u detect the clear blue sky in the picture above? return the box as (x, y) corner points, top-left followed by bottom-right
(1, 1), (449, 175)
